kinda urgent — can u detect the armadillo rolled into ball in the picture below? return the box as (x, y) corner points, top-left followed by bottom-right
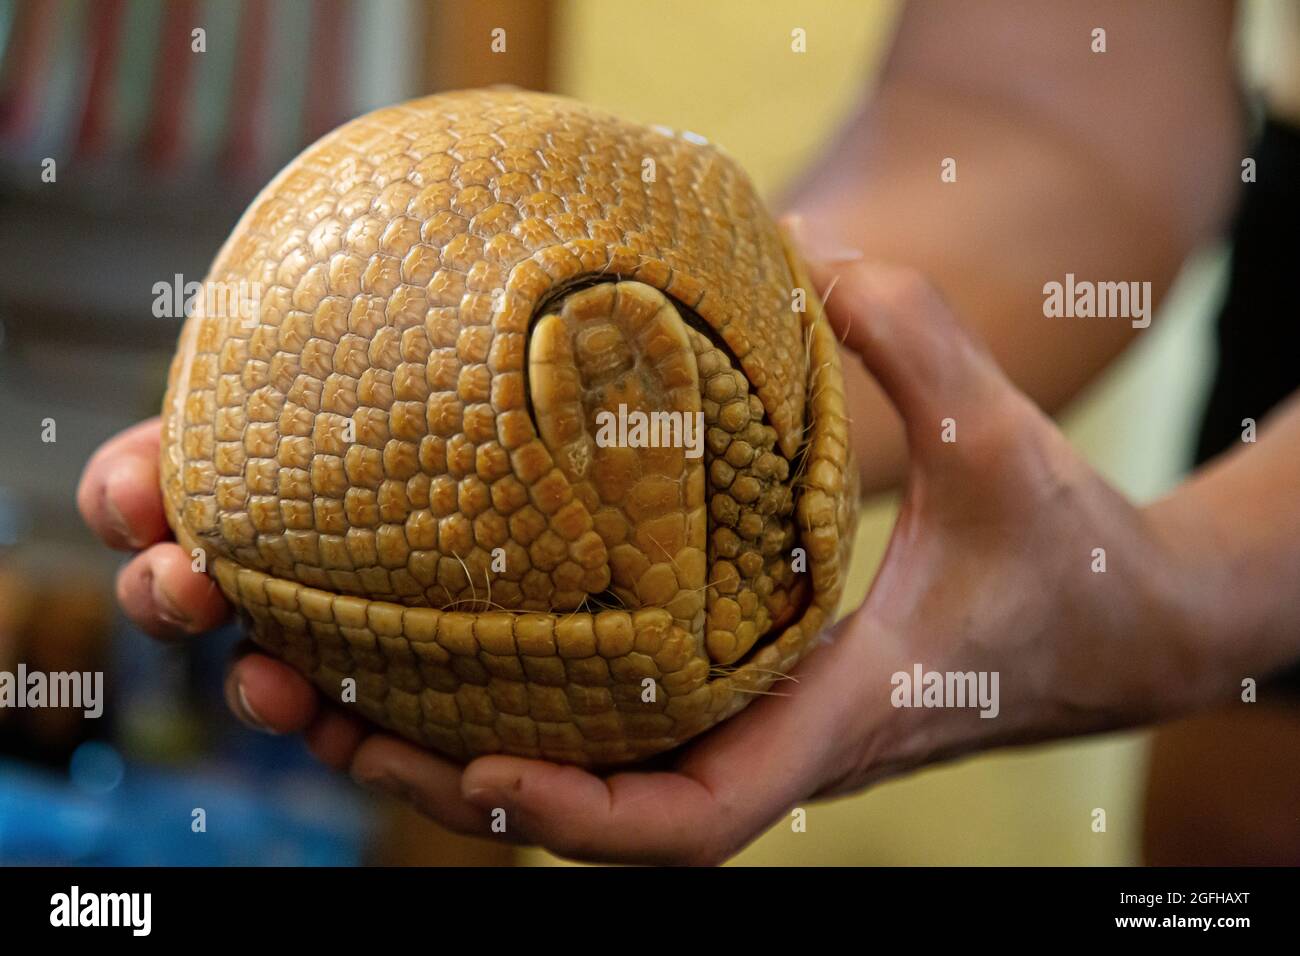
(160, 90), (857, 765)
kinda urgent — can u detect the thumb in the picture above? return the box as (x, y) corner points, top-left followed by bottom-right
(803, 256), (1009, 460)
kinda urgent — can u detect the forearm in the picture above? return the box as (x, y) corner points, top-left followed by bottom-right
(792, 0), (1242, 494)
(1145, 395), (1300, 697)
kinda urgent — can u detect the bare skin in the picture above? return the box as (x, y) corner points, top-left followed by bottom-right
(79, 1), (1299, 863)
(787, 0), (1242, 494)
(78, 256), (1300, 863)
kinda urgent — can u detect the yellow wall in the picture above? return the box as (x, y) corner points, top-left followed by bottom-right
(552, 0), (895, 196)
(531, 0), (1226, 866)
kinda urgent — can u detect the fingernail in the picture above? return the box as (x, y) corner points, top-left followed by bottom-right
(781, 214), (863, 264)
(802, 241), (864, 265)
(234, 683), (274, 734)
(465, 786), (510, 811)
(810, 247), (865, 264)
(152, 579), (193, 632)
(355, 772), (429, 816)
(104, 496), (142, 550)
(357, 772), (402, 799)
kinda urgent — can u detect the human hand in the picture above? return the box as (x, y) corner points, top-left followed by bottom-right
(79, 260), (1218, 864)
(75, 415), (892, 862)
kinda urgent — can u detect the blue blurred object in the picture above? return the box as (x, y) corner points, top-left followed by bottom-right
(68, 741), (124, 794)
(0, 589), (376, 866)
(0, 749), (370, 865)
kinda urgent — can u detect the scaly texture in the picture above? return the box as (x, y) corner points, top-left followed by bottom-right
(161, 90), (856, 765)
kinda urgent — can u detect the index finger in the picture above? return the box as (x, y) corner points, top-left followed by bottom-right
(77, 418), (169, 551)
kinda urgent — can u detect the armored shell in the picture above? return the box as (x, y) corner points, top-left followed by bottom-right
(160, 90), (856, 765)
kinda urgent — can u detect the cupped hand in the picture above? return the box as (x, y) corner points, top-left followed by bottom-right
(80, 260), (1205, 865)
(75, 414), (883, 863)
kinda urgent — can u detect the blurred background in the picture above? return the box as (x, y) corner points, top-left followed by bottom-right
(0, 0), (1278, 865)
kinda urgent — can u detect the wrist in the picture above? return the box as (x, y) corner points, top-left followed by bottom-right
(1139, 494), (1245, 712)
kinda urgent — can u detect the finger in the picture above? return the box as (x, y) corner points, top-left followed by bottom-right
(803, 259), (1008, 458)
(115, 542), (229, 639)
(349, 735), (495, 838)
(461, 757), (728, 864)
(304, 707), (370, 771)
(224, 653), (319, 734)
(78, 418), (169, 551)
